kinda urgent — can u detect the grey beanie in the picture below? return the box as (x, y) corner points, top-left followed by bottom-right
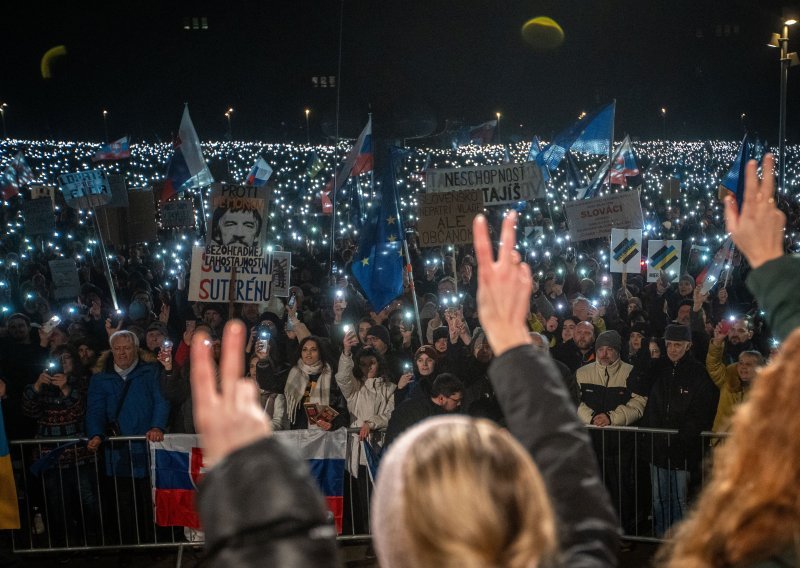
(595, 330), (622, 352)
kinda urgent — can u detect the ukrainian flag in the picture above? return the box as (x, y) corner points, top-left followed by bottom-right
(0, 404), (20, 529)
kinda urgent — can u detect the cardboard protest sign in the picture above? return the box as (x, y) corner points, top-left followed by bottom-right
(609, 228), (642, 274)
(48, 259), (81, 300)
(204, 183), (270, 270)
(160, 200), (196, 229)
(662, 178), (680, 202)
(106, 175), (130, 209)
(416, 189), (483, 247)
(426, 163), (544, 206)
(58, 170), (112, 209)
(646, 240), (682, 282)
(21, 198), (55, 236)
(188, 246), (278, 303)
(269, 251), (292, 297)
(29, 185), (55, 201)
(564, 191), (644, 242)
(126, 189), (158, 243)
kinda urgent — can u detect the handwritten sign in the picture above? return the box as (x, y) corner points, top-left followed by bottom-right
(426, 163), (544, 206)
(160, 200), (196, 229)
(564, 191), (644, 242)
(58, 170), (111, 209)
(416, 189), (483, 247)
(188, 246), (275, 303)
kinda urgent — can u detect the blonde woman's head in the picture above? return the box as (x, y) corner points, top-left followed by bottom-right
(373, 416), (556, 568)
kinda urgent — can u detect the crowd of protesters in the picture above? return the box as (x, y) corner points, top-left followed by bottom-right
(1, 139), (800, 562)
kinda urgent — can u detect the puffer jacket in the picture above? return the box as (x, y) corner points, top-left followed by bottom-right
(576, 359), (646, 426)
(85, 349), (170, 477)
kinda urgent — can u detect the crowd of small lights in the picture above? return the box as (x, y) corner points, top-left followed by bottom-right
(0, 137), (799, 310)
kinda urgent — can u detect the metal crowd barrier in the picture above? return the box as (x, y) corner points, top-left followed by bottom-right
(8, 426), (731, 563)
(8, 429), (375, 564)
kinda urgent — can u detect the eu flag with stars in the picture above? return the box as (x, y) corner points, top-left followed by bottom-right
(351, 147), (408, 312)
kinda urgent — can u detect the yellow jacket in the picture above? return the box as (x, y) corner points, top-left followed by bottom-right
(706, 340), (744, 433)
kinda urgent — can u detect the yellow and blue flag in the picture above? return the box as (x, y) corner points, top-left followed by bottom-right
(0, 404), (20, 529)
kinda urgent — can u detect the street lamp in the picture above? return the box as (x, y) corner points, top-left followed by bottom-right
(304, 108), (311, 145)
(0, 103), (7, 139)
(224, 107), (234, 140)
(495, 112), (501, 144)
(661, 107), (667, 140)
(102, 109), (109, 142)
(768, 14), (799, 193)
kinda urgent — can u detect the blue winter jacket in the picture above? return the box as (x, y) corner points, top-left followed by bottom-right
(85, 350), (170, 477)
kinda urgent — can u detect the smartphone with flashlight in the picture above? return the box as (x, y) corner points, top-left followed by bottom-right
(42, 315), (61, 334)
(109, 309), (124, 327)
(46, 358), (64, 376)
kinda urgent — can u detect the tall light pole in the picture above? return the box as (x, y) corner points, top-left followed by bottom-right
(495, 112), (501, 144)
(0, 103), (7, 139)
(102, 109), (109, 142)
(661, 107), (667, 140)
(304, 108), (311, 145)
(770, 15), (799, 193)
(224, 107), (234, 140)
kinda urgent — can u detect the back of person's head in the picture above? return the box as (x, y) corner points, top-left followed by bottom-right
(660, 327), (800, 567)
(373, 416), (556, 568)
(430, 373), (464, 398)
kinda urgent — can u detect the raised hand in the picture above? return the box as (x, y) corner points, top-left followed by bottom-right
(190, 320), (270, 469)
(473, 211), (533, 357)
(724, 153), (786, 269)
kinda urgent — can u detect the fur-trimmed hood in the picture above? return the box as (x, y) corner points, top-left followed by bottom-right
(93, 348), (157, 374)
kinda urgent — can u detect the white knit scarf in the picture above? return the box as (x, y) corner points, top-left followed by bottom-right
(284, 359), (331, 423)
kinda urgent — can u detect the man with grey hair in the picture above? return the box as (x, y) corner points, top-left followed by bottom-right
(85, 329), (170, 543)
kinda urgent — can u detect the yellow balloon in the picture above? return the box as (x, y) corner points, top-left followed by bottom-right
(521, 17), (565, 50)
(41, 45), (67, 79)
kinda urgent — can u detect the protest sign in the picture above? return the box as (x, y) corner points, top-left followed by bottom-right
(127, 189), (158, 243)
(160, 200), (196, 229)
(188, 246), (283, 303)
(106, 175), (129, 208)
(21, 199), (55, 236)
(662, 178), (680, 202)
(425, 163), (544, 206)
(48, 259), (81, 300)
(609, 228), (642, 274)
(647, 240), (682, 282)
(204, 183), (270, 270)
(269, 251), (292, 297)
(416, 189), (483, 247)
(564, 191), (644, 242)
(29, 185), (55, 201)
(57, 170), (111, 209)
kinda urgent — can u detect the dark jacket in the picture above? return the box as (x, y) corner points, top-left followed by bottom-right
(490, 345), (620, 568)
(383, 395), (446, 449)
(639, 353), (719, 470)
(553, 339), (595, 373)
(198, 437), (341, 567)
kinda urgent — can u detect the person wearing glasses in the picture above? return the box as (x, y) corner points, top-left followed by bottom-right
(381, 373), (464, 449)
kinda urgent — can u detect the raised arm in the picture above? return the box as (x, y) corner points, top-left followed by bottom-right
(474, 212), (619, 567)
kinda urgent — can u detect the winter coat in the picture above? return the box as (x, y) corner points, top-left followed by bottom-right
(706, 340), (746, 433)
(85, 349), (170, 477)
(747, 255), (800, 341)
(197, 437), (341, 567)
(577, 359), (647, 426)
(490, 345), (620, 567)
(639, 353), (719, 471)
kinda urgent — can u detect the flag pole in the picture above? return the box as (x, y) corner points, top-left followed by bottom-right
(328, 0), (345, 278)
(88, 200), (119, 311)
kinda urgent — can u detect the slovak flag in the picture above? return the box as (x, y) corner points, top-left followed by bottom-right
(244, 156), (273, 187)
(0, 152), (34, 201)
(321, 117), (372, 214)
(150, 435), (205, 529)
(578, 135), (642, 199)
(92, 137), (131, 162)
(160, 106), (214, 203)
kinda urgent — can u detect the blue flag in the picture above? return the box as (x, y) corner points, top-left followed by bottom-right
(525, 135), (550, 182)
(351, 147), (408, 312)
(720, 134), (763, 211)
(536, 102), (615, 171)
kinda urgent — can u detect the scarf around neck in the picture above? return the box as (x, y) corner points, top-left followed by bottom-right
(285, 359), (331, 423)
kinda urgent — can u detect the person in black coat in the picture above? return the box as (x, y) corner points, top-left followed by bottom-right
(639, 324), (719, 537)
(382, 373), (464, 449)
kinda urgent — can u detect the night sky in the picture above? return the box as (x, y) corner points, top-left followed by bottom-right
(0, 0), (797, 143)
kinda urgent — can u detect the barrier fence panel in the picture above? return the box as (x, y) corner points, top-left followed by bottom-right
(8, 427), (730, 558)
